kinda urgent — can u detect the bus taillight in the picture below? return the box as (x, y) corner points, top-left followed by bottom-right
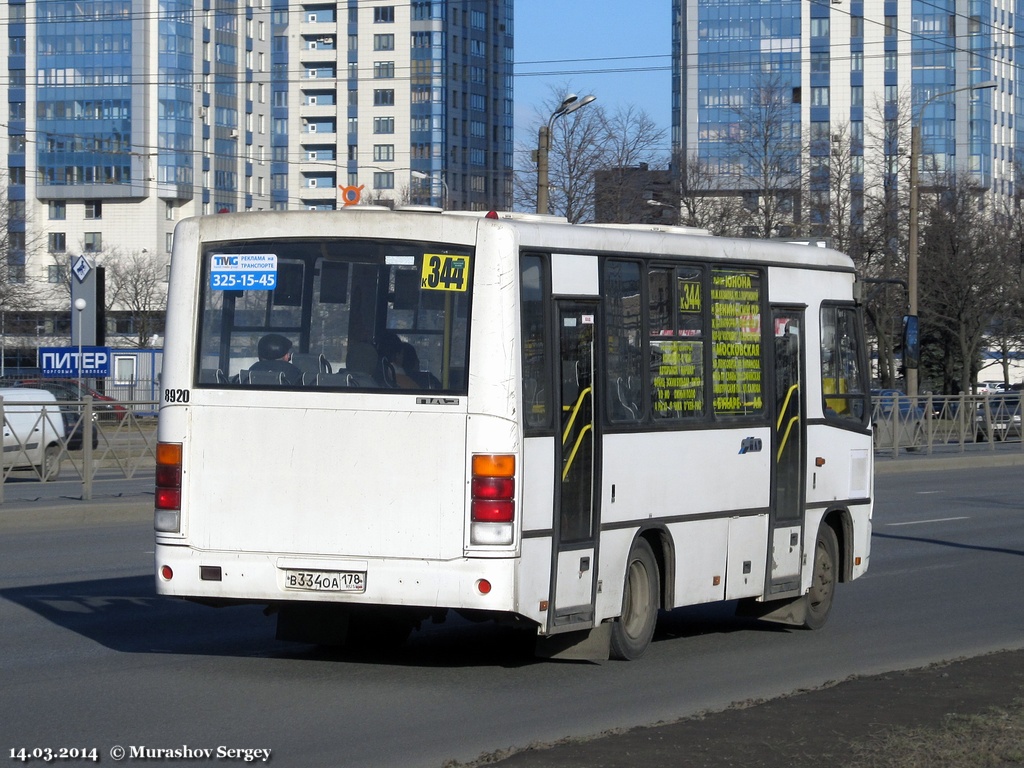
(155, 441), (183, 533)
(471, 454), (515, 545)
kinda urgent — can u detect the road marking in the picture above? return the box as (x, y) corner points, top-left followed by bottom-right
(886, 516), (970, 527)
(916, 491), (943, 495)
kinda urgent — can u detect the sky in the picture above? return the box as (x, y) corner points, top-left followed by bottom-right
(512, 0), (673, 156)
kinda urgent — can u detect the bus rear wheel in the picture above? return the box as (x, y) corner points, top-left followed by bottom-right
(802, 523), (839, 630)
(610, 538), (659, 660)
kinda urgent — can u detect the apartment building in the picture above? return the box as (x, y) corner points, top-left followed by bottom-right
(1, 0), (513, 363)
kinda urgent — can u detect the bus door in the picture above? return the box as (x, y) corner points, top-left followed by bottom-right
(768, 307), (806, 595)
(550, 300), (600, 630)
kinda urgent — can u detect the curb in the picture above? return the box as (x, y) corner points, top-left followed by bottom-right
(874, 450), (1024, 475)
(0, 498), (152, 530)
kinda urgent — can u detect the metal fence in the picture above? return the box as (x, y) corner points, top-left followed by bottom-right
(0, 395), (158, 502)
(1, 392), (1018, 501)
(871, 392), (1023, 458)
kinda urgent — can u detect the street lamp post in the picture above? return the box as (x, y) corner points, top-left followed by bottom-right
(906, 80), (996, 398)
(535, 93), (596, 215)
(410, 170), (448, 209)
(74, 298), (86, 384)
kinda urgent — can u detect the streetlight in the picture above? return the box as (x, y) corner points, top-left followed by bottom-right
(906, 79), (996, 398)
(74, 298), (86, 384)
(410, 170), (448, 209)
(535, 93), (596, 215)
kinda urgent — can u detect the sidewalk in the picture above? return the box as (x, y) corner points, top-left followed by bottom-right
(874, 442), (1024, 474)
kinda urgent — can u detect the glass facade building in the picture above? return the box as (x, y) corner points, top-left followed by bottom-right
(672, 0), (1021, 215)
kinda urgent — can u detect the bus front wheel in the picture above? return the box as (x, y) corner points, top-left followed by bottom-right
(802, 523), (839, 630)
(610, 538), (659, 660)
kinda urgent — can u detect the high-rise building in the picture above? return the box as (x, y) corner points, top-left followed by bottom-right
(271, 0), (513, 212)
(1, 0), (514, 361)
(672, 0), (1019, 231)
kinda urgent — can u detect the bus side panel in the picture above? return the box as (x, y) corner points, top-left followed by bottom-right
(600, 430), (771, 525)
(521, 437), (555, 533)
(517, 537), (553, 627)
(598, 429), (771, 616)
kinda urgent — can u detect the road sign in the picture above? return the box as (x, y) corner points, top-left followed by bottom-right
(72, 255), (93, 283)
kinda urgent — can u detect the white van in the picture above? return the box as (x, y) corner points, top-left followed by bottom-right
(1, 388), (67, 480)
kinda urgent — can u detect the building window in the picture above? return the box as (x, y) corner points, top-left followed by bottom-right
(48, 233), (67, 253)
(373, 172), (394, 189)
(166, 233), (174, 253)
(373, 144), (394, 161)
(48, 264), (69, 283)
(85, 201), (103, 219)
(373, 117), (395, 134)
(851, 16), (864, 37)
(884, 16), (897, 36)
(374, 6), (394, 23)
(374, 34), (394, 50)
(84, 232), (102, 252)
(374, 61), (395, 79)
(374, 89), (395, 106)
(810, 18), (829, 37)
(49, 201), (66, 220)
(811, 87), (830, 107)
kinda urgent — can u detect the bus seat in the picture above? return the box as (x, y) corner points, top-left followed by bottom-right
(290, 353), (319, 374)
(616, 376), (640, 420)
(314, 372), (351, 388)
(292, 353), (333, 375)
(243, 370), (286, 385)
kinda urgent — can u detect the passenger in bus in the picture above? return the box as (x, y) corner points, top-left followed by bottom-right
(377, 332), (419, 389)
(397, 343), (442, 389)
(249, 333), (303, 385)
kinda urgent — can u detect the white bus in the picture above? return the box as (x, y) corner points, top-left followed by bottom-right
(155, 209), (872, 660)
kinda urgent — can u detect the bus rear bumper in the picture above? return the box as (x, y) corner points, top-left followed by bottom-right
(154, 543), (517, 613)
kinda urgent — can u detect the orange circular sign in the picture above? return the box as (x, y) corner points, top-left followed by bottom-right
(339, 185), (364, 206)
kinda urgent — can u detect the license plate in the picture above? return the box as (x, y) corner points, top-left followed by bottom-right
(283, 569), (365, 592)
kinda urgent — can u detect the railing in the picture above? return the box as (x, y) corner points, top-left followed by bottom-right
(0, 395), (159, 502)
(871, 392), (1023, 458)
(2, 392), (1018, 500)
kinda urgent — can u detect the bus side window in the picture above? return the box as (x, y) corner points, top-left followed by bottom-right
(520, 254), (553, 432)
(821, 304), (868, 424)
(604, 259), (643, 424)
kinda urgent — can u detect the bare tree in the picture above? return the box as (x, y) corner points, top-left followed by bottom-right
(591, 106), (668, 223)
(670, 150), (746, 235)
(515, 87), (608, 222)
(919, 172), (1012, 394)
(0, 181), (43, 316)
(803, 122), (861, 254)
(726, 75), (803, 237)
(857, 94), (914, 388)
(103, 248), (169, 347)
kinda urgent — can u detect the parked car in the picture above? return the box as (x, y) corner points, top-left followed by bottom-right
(871, 389), (927, 420)
(975, 394), (1022, 441)
(0, 379), (123, 450)
(0, 387), (66, 479)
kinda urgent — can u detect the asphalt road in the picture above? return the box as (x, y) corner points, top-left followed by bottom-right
(2, 453), (1023, 768)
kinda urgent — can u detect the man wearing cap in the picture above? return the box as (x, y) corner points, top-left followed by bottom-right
(249, 333), (303, 385)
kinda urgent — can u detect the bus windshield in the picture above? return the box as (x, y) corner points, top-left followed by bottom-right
(195, 238), (472, 392)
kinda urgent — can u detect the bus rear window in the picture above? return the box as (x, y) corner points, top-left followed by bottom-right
(195, 238), (472, 393)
